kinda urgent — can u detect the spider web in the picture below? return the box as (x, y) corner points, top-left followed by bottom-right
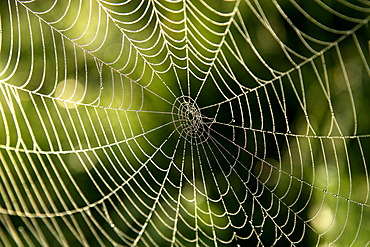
(0, 0), (369, 246)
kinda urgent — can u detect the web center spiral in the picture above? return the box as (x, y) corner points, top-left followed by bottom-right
(172, 96), (209, 145)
